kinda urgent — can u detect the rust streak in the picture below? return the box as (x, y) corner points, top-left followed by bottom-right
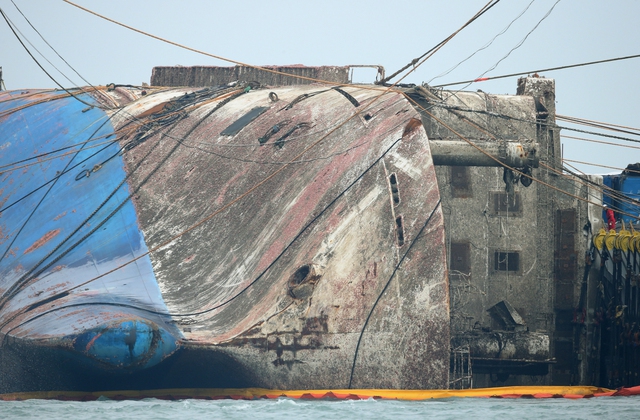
(84, 332), (103, 352)
(23, 229), (61, 254)
(0, 224), (7, 245)
(402, 118), (422, 138)
(137, 101), (172, 119)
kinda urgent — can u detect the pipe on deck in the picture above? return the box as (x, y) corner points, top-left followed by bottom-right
(430, 140), (539, 168)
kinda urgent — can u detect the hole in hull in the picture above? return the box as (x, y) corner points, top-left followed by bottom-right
(291, 265), (311, 285)
(287, 264), (321, 299)
(395, 216), (405, 247)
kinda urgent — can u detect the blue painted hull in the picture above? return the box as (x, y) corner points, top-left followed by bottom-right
(0, 89), (181, 383)
(603, 173), (640, 225)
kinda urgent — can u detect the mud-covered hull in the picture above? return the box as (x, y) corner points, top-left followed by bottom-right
(0, 84), (448, 392)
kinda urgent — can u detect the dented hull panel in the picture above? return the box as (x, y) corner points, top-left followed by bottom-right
(0, 85), (449, 393)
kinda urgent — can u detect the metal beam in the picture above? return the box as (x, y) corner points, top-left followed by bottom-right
(430, 140), (539, 168)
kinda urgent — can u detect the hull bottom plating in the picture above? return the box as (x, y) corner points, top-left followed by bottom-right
(0, 343), (253, 393)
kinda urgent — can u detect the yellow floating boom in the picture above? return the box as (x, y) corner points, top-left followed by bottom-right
(2, 385), (640, 401)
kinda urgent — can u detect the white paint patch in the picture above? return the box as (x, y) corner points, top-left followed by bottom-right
(314, 186), (382, 266)
(389, 152), (423, 180)
(218, 251), (252, 288)
(524, 256), (537, 276)
(108, 88), (193, 126)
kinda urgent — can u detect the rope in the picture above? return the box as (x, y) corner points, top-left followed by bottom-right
(406, 94), (640, 221)
(546, 161), (640, 218)
(563, 159), (640, 175)
(434, 54), (640, 88)
(61, 0), (494, 95)
(557, 114), (640, 137)
(62, 0), (354, 88)
(427, 0), (535, 85)
(0, 7), (101, 109)
(6, 1), (103, 102)
(428, 91), (640, 214)
(165, 138), (404, 318)
(7, 0), (111, 96)
(0, 117), (148, 215)
(0, 103), (386, 172)
(0, 86), (235, 212)
(426, 100), (640, 145)
(409, 86), (638, 221)
(0, 133), (115, 176)
(0, 117), (191, 328)
(2, 84), (406, 324)
(560, 162), (640, 217)
(559, 114), (640, 132)
(6, 138), (405, 332)
(461, 0), (561, 91)
(17, 84), (633, 323)
(0, 89), (240, 314)
(0, 110), (118, 263)
(348, 199), (442, 389)
(438, 94), (640, 218)
(2, 8), (80, 90)
(0, 90), (83, 118)
(377, 0), (500, 85)
(561, 134), (640, 151)
(0, 88), (234, 306)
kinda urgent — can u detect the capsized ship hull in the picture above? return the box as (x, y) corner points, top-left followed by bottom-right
(0, 83), (448, 393)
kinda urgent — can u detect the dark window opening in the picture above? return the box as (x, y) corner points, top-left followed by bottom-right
(494, 251), (520, 272)
(450, 242), (471, 277)
(395, 215), (405, 247)
(389, 173), (400, 205)
(450, 166), (472, 198)
(491, 191), (522, 216)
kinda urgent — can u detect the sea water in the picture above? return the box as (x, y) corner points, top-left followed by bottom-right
(1, 396), (639, 419)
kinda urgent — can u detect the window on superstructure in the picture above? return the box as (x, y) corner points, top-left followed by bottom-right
(450, 166), (472, 198)
(494, 251), (520, 272)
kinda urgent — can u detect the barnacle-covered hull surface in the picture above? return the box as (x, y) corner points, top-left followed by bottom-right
(0, 84), (448, 393)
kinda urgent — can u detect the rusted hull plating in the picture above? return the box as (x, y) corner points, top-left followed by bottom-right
(0, 84), (448, 393)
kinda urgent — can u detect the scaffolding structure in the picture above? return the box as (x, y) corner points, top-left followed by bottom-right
(450, 344), (473, 389)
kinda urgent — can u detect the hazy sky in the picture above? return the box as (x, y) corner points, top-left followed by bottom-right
(1, 0), (638, 173)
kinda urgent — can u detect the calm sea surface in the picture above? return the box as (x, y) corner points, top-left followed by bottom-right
(1, 396), (639, 419)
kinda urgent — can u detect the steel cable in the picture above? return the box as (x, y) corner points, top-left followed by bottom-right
(348, 199), (442, 389)
(5, 137), (405, 332)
